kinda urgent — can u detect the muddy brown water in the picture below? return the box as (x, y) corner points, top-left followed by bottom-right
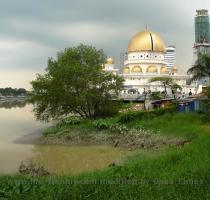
(0, 102), (126, 175)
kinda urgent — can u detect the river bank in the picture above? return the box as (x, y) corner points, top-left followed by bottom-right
(1, 112), (210, 199)
(39, 130), (189, 151)
(38, 111), (193, 151)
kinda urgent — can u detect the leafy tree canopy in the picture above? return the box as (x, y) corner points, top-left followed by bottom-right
(187, 53), (210, 82)
(30, 44), (124, 121)
(203, 86), (210, 112)
(149, 77), (182, 99)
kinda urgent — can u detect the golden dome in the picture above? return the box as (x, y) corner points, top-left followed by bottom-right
(128, 31), (165, 53)
(106, 57), (114, 64)
(123, 67), (130, 74)
(147, 66), (158, 73)
(131, 66), (142, 73)
(160, 66), (168, 74)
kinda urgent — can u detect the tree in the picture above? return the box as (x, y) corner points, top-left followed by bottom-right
(30, 44), (124, 121)
(187, 53), (210, 82)
(204, 86), (210, 112)
(149, 77), (182, 99)
(149, 91), (162, 101)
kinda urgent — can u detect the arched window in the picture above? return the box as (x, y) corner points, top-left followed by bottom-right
(146, 66), (158, 73)
(131, 66), (142, 73)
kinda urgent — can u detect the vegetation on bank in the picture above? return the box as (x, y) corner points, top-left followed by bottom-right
(39, 109), (190, 151)
(41, 108), (161, 135)
(43, 107), (200, 139)
(0, 112), (210, 199)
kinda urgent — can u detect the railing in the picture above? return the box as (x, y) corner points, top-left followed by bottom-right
(119, 93), (190, 100)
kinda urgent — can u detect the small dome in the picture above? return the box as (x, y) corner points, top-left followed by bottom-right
(106, 57), (114, 64)
(128, 31), (165, 53)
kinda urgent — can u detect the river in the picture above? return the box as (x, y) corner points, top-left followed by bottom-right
(0, 102), (125, 175)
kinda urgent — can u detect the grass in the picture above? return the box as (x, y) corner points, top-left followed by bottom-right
(129, 112), (204, 138)
(0, 112), (210, 199)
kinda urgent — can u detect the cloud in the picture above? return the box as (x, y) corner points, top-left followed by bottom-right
(0, 37), (56, 69)
(0, 0), (209, 88)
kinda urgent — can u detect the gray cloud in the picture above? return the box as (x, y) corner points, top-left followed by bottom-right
(0, 0), (209, 88)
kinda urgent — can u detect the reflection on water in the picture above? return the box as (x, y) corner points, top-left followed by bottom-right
(0, 99), (27, 109)
(31, 145), (126, 175)
(0, 103), (47, 144)
(0, 102), (127, 175)
(0, 102), (48, 174)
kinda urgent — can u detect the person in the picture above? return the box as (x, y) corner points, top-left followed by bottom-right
(189, 89), (192, 96)
(142, 88), (146, 95)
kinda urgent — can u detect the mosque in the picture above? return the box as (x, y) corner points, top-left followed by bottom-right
(103, 29), (195, 96)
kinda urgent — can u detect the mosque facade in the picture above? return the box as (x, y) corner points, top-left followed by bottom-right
(103, 30), (195, 96)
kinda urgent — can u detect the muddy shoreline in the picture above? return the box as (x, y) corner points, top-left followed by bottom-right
(14, 126), (191, 151)
(14, 126), (52, 145)
(38, 131), (189, 151)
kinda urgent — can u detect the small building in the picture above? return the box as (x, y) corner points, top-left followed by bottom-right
(151, 98), (175, 109)
(178, 94), (207, 113)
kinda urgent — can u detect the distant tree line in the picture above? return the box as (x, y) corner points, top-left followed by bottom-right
(0, 87), (28, 97)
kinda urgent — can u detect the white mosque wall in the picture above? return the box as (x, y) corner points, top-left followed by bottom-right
(123, 63), (168, 75)
(123, 51), (168, 75)
(126, 51), (165, 62)
(121, 74), (189, 95)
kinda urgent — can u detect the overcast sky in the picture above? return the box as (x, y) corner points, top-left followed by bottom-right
(0, 0), (209, 89)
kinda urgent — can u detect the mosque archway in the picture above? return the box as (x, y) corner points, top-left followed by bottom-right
(131, 66), (142, 73)
(146, 66), (158, 73)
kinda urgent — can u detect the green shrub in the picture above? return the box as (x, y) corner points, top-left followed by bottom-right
(109, 124), (128, 135)
(62, 116), (81, 125)
(92, 119), (114, 130)
(95, 101), (122, 118)
(118, 112), (135, 123)
(43, 126), (60, 136)
(92, 119), (128, 134)
(118, 109), (175, 124)
(196, 110), (205, 114)
(118, 112), (145, 124)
